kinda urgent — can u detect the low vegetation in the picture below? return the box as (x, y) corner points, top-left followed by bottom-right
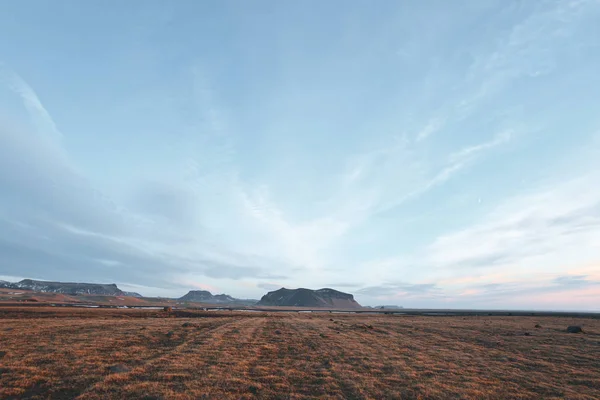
(1, 307), (599, 399)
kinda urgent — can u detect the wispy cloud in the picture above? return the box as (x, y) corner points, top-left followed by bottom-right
(448, 130), (512, 163)
(356, 282), (442, 298)
(415, 117), (445, 142)
(410, 0), (595, 145)
(451, 274), (600, 310)
(0, 64), (62, 141)
(0, 70), (294, 291)
(1, 0), (599, 307)
(424, 170), (600, 274)
(352, 274), (600, 310)
(371, 130), (513, 214)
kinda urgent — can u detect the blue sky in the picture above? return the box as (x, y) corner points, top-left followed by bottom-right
(1, 0), (600, 309)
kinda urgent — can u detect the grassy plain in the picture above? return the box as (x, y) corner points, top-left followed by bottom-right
(0, 307), (599, 399)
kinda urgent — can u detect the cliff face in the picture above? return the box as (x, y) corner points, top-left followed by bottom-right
(257, 288), (362, 309)
(3, 279), (126, 296)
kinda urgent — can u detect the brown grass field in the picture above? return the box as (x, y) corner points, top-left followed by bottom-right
(0, 307), (599, 399)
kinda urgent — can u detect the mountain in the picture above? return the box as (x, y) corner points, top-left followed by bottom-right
(179, 290), (214, 302)
(0, 279), (130, 296)
(179, 290), (256, 305)
(376, 305), (403, 310)
(257, 287), (362, 309)
(213, 294), (236, 302)
(123, 291), (143, 298)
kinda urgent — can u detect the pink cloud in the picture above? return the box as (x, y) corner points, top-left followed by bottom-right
(504, 287), (600, 310)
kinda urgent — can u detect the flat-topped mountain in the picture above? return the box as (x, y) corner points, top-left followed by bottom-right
(0, 279), (129, 296)
(179, 290), (215, 302)
(178, 290), (256, 305)
(257, 287), (362, 309)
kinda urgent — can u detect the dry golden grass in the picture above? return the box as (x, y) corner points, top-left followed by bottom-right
(1, 307), (599, 399)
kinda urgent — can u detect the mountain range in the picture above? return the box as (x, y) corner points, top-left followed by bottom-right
(178, 290), (257, 306)
(0, 279), (363, 309)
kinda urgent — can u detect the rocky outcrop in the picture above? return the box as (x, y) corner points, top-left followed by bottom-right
(567, 326), (583, 333)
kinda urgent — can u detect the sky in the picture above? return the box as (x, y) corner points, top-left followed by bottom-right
(1, 0), (600, 310)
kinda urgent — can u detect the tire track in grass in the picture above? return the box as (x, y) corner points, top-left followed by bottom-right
(77, 317), (240, 399)
(6, 313), (600, 400)
(287, 317), (347, 398)
(2, 318), (192, 400)
(242, 315), (301, 398)
(377, 317), (566, 397)
(125, 316), (266, 399)
(180, 316), (274, 398)
(302, 315), (404, 399)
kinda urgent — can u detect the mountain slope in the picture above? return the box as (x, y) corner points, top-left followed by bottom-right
(179, 290), (214, 302)
(0, 279), (128, 296)
(122, 291), (143, 298)
(257, 288), (362, 309)
(178, 290), (256, 305)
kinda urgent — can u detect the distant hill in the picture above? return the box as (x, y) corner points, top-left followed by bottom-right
(122, 291), (143, 298)
(179, 290), (214, 302)
(179, 290), (257, 305)
(0, 279), (133, 296)
(257, 288), (362, 309)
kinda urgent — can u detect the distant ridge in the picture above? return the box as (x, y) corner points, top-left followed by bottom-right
(257, 287), (362, 309)
(123, 291), (143, 298)
(179, 290), (257, 306)
(0, 279), (134, 296)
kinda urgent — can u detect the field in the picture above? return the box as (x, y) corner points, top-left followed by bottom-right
(1, 307), (599, 399)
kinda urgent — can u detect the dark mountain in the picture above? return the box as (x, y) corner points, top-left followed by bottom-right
(0, 279), (134, 296)
(376, 305), (403, 310)
(179, 290), (256, 305)
(213, 294), (236, 303)
(123, 291), (143, 298)
(257, 287), (362, 309)
(179, 290), (214, 302)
